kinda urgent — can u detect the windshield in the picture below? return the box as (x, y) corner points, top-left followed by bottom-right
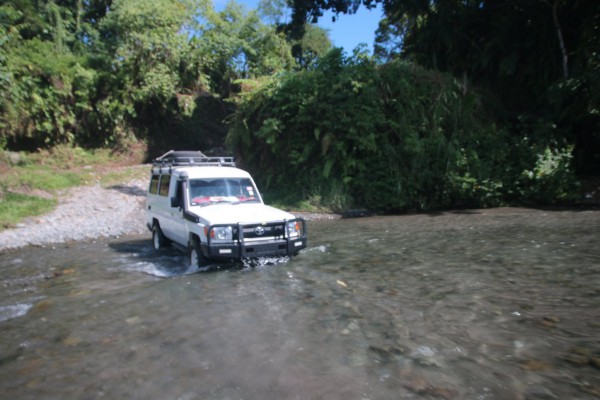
(188, 178), (260, 206)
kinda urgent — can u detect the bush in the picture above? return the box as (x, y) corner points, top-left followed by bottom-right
(228, 50), (518, 211)
(519, 146), (579, 204)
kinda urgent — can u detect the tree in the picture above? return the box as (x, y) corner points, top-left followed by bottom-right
(288, 0), (375, 26)
(191, 0), (295, 97)
(99, 0), (193, 104)
(258, 0), (291, 24)
(289, 23), (332, 68)
(257, 0), (332, 68)
(287, 0), (599, 175)
(228, 49), (526, 210)
(373, 0), (599, 173)
(92, 0), (200, 146)
(0, 1), (97, 148)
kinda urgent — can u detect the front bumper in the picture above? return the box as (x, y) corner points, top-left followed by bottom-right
(201, 219), (307, 260)
(202, 237), (307, 259)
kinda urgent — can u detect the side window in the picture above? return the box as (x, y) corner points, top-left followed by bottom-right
(149, 174), (160, 195)
(173, 180), (183, 208)
(158, 174), (171, 197)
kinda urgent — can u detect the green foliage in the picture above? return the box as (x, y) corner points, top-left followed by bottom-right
(518, 146), (578, 204)
(0, 0), (592, 214)
(1, 0), (304, 151)
(290, 23), (332, 68)
(0, 1), (97, 148)
(192, 0), (295, 97)
(229, 50), (520, 211)
(99, 0), (191, 104)
(0, 192), (57, 229)
(286, 0), (599, 180)
(91, 0), (195, 148)
(372, 0), (600, 176)
(0, 145), (140, 192)
(27, 145), (117, 168)
(3, 165), (83, 191)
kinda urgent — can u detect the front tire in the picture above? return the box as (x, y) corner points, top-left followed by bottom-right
(152, 223), (170, 250)
(189, 238), (207, 268)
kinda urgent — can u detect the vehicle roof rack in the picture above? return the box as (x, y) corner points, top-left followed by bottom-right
(152, 150), (236, 168)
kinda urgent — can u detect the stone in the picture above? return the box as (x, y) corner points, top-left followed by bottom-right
(524, 385), (558, 399)
(520, 359), (553, 371)
(562, 354), (590, 366)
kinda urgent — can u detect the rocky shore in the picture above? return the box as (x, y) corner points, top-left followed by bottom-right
(0, 178), (149, 251)
(0, 173), (339, 252)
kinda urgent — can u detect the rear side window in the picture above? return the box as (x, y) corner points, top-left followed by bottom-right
(149, 174), (160, 194)
(158, 174), (171, 197)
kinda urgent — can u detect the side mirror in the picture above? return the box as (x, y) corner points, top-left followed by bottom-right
(170, 196), (180, 208)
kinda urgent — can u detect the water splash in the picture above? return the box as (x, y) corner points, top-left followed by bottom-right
(241, 256), (289, 269)
(0, 303), (32, 322)
(305, 244), (329, 253)
(126, 261), (178, 278)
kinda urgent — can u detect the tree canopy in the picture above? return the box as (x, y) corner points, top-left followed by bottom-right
(285, 0), (599, 174)
(0, 0), (331, 151)
(1, 0), (597, 210)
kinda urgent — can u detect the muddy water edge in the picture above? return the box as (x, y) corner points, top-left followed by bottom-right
(0, 208), (599, 399)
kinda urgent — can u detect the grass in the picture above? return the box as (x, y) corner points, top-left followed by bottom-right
(0, 192), (57, 229)
(98, 164), (149, 187)
(2, 164), (84, 190)
(0, 145), (148, 230)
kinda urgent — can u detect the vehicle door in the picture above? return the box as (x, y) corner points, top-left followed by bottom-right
(154, 173), (176, 240)
(167, 179), (188, 245)
(146, 173), (161, 227)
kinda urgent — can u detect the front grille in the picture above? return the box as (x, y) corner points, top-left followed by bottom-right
(241, 223), (285, 241)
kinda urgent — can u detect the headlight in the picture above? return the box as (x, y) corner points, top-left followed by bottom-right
(287, 221), (302, 238)
(211, 226), (233, 242)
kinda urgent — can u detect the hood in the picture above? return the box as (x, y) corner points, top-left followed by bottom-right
(191, 203), (296, 225)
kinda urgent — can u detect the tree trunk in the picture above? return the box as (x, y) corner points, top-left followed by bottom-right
(551, 0), (569, 78)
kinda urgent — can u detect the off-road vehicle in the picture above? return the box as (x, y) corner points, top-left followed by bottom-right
(146, 151), (307, 267)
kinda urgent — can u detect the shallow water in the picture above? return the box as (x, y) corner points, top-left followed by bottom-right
(1, 208), (599, 399)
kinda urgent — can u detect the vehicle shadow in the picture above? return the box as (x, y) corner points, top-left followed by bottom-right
(108, 184), (146, 197)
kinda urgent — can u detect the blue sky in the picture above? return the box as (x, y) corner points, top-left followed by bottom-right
(213, 0), (383, 54)
(315, 6), (383, 54)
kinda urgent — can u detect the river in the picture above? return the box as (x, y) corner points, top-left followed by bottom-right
(1, 208), (599, 399)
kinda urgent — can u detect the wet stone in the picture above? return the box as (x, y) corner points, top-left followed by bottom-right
(410, 345), (445, 368)
(403, 376), (428, 393)
(368, 345), (407, 363)
(524, 385), (558, 399)
(62, 336), (82, 346)
(402, 376), (457, 399)
(520, 359), (553, 372)
(540, 316), (560, 328)
(570, 346), (592, 356)
(589, 321), (600, 328)
(562, 354), (590, 366)
(31, 299), (53, 313)
(582, 385), (600, 397)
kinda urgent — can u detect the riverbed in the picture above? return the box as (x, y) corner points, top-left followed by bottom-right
(0, 208), (599, 399)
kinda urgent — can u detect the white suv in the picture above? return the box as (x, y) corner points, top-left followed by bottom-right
(146, 151), (307, 267)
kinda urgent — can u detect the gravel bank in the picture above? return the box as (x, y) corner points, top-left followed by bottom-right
(0, 174), (338, 251)
(0, 179), (149, 251)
